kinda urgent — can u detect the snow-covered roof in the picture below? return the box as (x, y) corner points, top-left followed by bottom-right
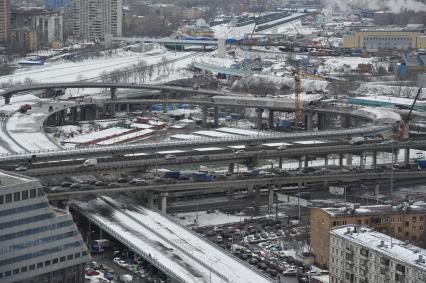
(322, 203), (426, 217)
(64, 127), (129, 144)
(74, 196), (272, 283)
(193, 130), (236, 138)
(331, 225), (426, 271)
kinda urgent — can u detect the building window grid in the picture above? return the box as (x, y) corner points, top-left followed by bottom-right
(0, 252), (84, 279)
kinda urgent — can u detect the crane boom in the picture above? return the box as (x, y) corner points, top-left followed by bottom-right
(407, 87), (422, 121)
(294, 68), (302, 129)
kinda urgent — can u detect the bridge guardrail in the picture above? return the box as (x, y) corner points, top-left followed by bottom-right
(0, 125), (393, 161)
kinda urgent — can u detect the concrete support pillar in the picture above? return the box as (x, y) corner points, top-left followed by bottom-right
(227, 187), (234, 201)
(248, 184), (254, 196)
(318, 113), (326, 130)
(268, 187), (274, 212)
(341, 114), (351, 128)
(268, 110), (274, 129)
(228, 162), (235, 174)
(86, 107), (91, 121)
(404, 148), (410, 165)
(346, 154), (352, 166)
(298, 157), (303, 171)
(93, 106), (99, 120)
(305, 113), (313, 131)
(373, 150), (378, 168)
(79, 107), (85, 121)
(375, 184), (380, 202)
(202, 105), (208, 128)
(360, 152), (366, 168)
(4, 94), (11, 105)
(72, 107), (78, 122)
(146, 192), (154, 209)
(214, 106), (219, 128)
(256, 108), (264, 130)
(255, 187), (260, 215)
(279, 157), (283, 169)
(338, 153), (344, 168)
(304, 156), (309, 168)
(160, 192), (168, 214)
(110, 87), (117, 100)
(126, 104), (130, 113)
(324, 155), (329, 167)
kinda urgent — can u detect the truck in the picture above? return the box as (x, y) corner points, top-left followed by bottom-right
(415, 159), (426, 169)
(94, 239), (110, 248)
(83, 158), (97, 167)
(90, 244), (104, 254)
(164, 170), (180, 179)
(192, 172), (213, 182)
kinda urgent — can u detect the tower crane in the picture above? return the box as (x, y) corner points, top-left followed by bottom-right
(293, 69), (332, 129)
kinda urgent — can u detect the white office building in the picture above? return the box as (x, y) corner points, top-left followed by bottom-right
(330, 225), (426, 283)
(0, 171), (90, 283)
(73, 0), (123, 41)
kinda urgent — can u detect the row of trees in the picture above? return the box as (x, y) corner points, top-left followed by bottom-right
(98, 56), (175, 84)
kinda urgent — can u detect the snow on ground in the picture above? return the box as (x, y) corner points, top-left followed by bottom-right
(212, 22), (256, 39)
(261, 18), (319, 36)
(194, 56), (236, 68)
(354, 83), (421, 98)
(0, 49), (195, 85)
(64, 127), (129, 144)
(75, 196), (271, 283)
(6, 111), (58, 151)
(318, 56), (376, 74)
(361, 107), (401, 123)
(173, 210), (252, 227)
(233, 74), (329, 93)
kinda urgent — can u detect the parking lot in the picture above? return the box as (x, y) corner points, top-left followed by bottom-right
(191, 216), (316, 282)
(84, 243), (168, 283)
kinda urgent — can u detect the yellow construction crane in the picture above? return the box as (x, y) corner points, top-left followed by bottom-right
(293, 68), (302, 129)
(293, 69), (330, 129)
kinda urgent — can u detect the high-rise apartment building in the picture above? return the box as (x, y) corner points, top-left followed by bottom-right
(0, 171), (90, 283)
(45, 0), (73, 10)
(0, 0), (10, 44)
(310, 204), (426, 268)
(330, 225), (426, 283)
(73, 0), (122, 41)
(11, 8), (64, 49)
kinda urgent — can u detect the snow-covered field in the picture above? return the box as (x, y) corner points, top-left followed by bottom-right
(318, 56), (376, 74)
(0, 48), (195, 86)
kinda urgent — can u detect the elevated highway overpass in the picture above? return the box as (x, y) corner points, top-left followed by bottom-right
(21, 138), (425, 177)
(0, 125), (393, 165)
(72, 196), (272, 283)
(48, 170), (426, 201)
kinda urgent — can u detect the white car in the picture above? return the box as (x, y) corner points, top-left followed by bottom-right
(15, 166), (28, 172)
(113, 257), (121, 264)
(117, 260), (128, 268)
(277, 145), (287, 150)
